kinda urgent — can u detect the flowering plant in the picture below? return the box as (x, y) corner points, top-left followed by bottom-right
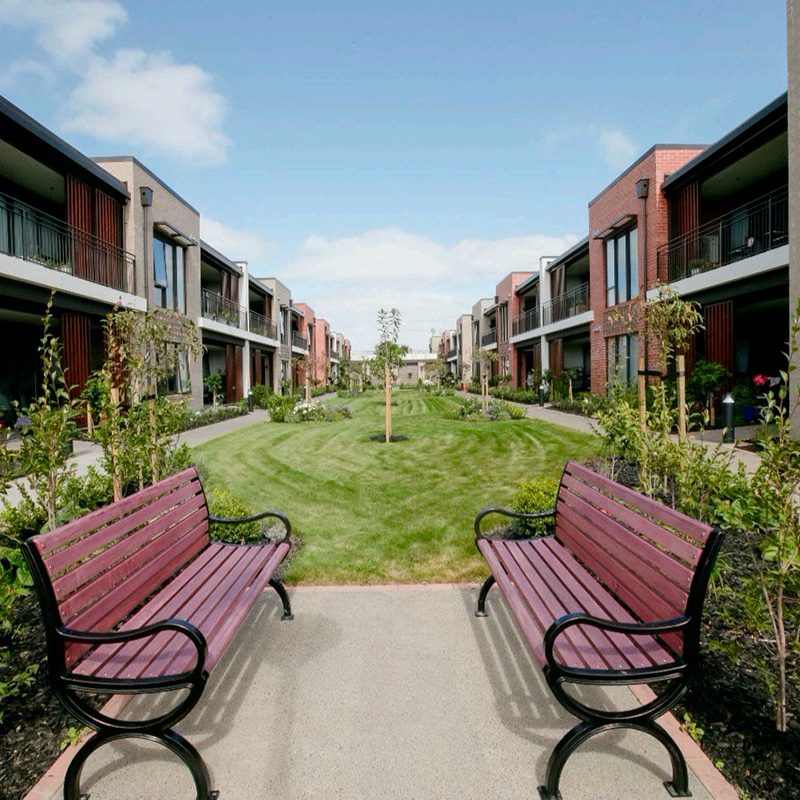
(753, 374), (770, 388)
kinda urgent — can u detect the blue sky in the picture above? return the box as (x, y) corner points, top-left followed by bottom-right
(0, 1), (788, 349)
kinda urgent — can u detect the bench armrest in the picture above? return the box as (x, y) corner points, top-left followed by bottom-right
(544, 611), (690, 673)
(474, 506), (555, 539)
(57, 617), (208, 684)
(210, 509), (292, 543)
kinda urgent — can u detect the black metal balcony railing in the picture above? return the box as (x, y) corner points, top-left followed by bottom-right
(541, 282), (590, 327)
(512, 307), (540, 337)
(446, 348), (458, 360)
(0, 191), (134, 292)
(202, 289), (245, 328)
(657, 186), (788, 284)
(292, 332), (308, 350)
(481, 330), (497, 347)
(249, 309), (278, 340)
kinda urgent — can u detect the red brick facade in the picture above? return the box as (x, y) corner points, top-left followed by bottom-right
(495, 271), (533, 386)
(588, 147), (705, 393)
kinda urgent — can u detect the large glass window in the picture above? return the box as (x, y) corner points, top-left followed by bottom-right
(607, 334), (639, 385)
(605, 228), (638, 306)
(153, 234), (186, 311)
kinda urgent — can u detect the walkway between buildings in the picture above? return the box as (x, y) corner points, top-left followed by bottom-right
(27, 586), (735, 800)
(459, 391), (761, 474)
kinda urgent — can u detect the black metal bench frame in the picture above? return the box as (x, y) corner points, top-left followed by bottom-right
(474, 462), (724, 800)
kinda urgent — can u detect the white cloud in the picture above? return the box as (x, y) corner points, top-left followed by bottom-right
(0, 1), (230, 164)
(201, 217), (275, 266)
(0, 58), (54, 90)
(596, 128), (639, 171)
(63, 49), (230, 163)
(541, 124), (640, 172)
(0, 0), (127, 64)
(281, 228), (579, 351)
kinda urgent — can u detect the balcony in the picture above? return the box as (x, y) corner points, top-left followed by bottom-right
(202, 289), (245, 329)
(541, 282), (590, 327)
(446, 348), (458, 360)
(292, 332), (308, 350)
(512, 308), (539, 337)
(249, 309), (278, 340)
(481, 330), (497, 347)
(0, 191), (134, 292)
(657, 186), (788, 284)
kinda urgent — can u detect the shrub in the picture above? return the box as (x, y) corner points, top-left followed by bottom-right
(266, 394), (299, 422)
(179, 403), (248, 431)
(290, 401), (352, 422)
(512, 477), (559, 535)
(251, 384), (271, 409)
(487, 399), (526, 420)
(207, 489), (261, 543)
(446, 397), (483, 420)
(491, 386), (537, 404)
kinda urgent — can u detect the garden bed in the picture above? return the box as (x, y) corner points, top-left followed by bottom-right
(0, 593), (74, 800)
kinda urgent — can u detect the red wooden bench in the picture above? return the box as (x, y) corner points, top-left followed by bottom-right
(474, 461), (724, 800)
(22, 467), (294, 800)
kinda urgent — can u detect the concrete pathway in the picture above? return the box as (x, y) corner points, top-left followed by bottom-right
(460, 391), (761, 474)
(35, 586), (733, 800)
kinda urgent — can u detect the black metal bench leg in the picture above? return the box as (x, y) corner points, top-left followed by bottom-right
(64, 728), (218, 800)
(269, 577), (294, 620)
(475, 574), (495, 617)
(538, 718), (691, 800)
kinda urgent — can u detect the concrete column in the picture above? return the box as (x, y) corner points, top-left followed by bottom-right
(237, 261), (251, 398)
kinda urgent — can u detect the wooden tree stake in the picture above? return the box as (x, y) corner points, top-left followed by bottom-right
(638, 352), (647, 431)
(384, 362), (391, 443)
(676, 354), (687, 441)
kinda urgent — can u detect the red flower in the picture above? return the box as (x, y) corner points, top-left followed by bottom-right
(753, 374), (769, 387)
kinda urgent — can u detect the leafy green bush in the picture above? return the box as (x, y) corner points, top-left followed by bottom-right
(512, 477), (559, 535)
(487, 399), (526, 420)
(446, 397), (483, 420)
(290, 401), (353, 422)
(266, 394), (299, 422)
(491, 387), (537, 404)
(251, 384), (271, 409)
(179, 403), (248, 431)
(207, 488), (261, 543)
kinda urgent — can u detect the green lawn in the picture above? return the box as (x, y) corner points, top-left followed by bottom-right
(192, 391), (598, 584)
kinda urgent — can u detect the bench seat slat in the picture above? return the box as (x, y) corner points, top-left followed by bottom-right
(60, 503), (208, 624)
(80, 544), (251, 679)
(74, 541), (290, 680)
(478, 537), (676, 671)
(557, 506), (684, 626)
(37, 469), (201, 556)
(54, 493), (207, 604)
(557, 488), (693, 604)
(523, 539), (668, 669)
(63, 519), (209, 667)
(536, 539), (676, 667)
(559, 473), (702, 567)
(47, 480), (204, 578)
(563, 462), (712, 545)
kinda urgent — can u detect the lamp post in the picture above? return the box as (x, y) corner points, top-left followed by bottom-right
(722, 393), (735, 444)
(539, 380), (547, 407)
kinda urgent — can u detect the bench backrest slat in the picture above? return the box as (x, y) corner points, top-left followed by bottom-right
(555, 462), (714, 653)
(29, 468), (210, 668)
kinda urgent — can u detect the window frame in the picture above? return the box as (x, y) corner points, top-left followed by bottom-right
(605, 227), (638, 307)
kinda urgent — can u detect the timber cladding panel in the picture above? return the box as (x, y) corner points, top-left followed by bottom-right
(61, 312), (91, 399)
(704, 300), (734, 372)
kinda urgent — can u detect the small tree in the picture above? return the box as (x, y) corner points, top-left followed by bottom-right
(204, 372), (223, 408)
(477, 348), (499, 414)
(9, 293), (80, 529)
(373, 308), (408, 442)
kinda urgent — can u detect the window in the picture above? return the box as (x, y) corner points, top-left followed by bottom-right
(605, 228), (638, 306)
(153, 234), (186, 312)
(607, 334), (639, 385)
(158, 351), (191, 395)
